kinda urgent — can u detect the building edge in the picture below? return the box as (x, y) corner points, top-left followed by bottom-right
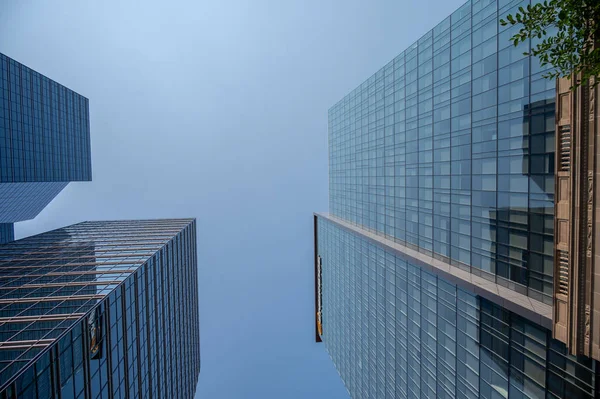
(314, 212), (553, 331)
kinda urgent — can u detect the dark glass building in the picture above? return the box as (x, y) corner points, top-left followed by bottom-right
(0, 53), (92, 224)
(314, 0), (600, 397)
(0, 224), (13, 245)
(0, 219), (200, 399)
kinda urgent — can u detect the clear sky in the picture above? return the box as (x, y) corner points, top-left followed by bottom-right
(0, 0), (465, 397)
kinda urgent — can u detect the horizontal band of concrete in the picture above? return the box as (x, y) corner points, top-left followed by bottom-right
(315, 212), (553, 330)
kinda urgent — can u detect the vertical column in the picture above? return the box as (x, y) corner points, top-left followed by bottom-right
(553, 77), (572, 343)
(405, 44), (419, 249)
(433, 17), (452, 262)
(417, 31), (435, 256)
(384, 59), (395, 241)
(592, 75), (600, 360)
(449, 2), (473, 269)
(553, 73), (600, 361)
(393, 52), (407, 244)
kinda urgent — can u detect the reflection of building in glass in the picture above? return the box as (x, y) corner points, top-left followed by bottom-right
(314, 0), (599, 397)
(0, 219), (200, 398)
(476, 98), (556, 303)
(0, 53), (92, 224)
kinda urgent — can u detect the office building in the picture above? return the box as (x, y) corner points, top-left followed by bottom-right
(313, 0), (600, 397)
(0, 52), (92, 224)
(0, 219), (200, 398)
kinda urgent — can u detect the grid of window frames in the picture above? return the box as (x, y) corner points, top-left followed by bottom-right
(0, 181), (68, 223)
(317, 217), (598, 399)
(0, 219), (200, 399)
(0, 53), (91, 183)
(328, 0), (555, 304)
(0, 224), (13, 245)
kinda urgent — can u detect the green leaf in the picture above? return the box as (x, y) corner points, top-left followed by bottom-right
(499, 0), (599, 90)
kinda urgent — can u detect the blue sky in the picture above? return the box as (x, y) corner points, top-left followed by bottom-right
(0, 0), (465, 397)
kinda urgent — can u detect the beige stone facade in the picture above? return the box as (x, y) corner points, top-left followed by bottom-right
(553, 75), (600, 360)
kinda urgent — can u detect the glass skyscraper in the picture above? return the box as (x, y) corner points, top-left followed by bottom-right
(0, 219), (200, 398)
(314, 0), (599, 397)
(0, 52), (92, 225)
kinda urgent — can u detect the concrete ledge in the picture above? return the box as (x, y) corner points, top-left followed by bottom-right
(315, 212), (553, 330)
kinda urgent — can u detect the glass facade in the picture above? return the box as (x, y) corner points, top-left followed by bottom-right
(315, 0), (600, 397)
(328, 0), (555, 304)
(0, 182), (68, 223)
(317, 217), (598, 399)
(0, 52), (92, 223)
(0, 224), (13, 245)
(0, 219), (200, 399)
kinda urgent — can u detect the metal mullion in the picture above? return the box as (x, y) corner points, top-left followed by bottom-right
(160, 250), (168, 396)
(81, 317), (92, 399)
(120, 283), (130, 399)
(3, 281), (122, 290)
(0, 294), (105, 305)
(18, 62), (26, 178)
(134, 270), (143, 397)
(143, 261), (152, 399)
(0, 261), (143, 269)
(0, 313), (84, 324)
(152, 254), (162, 398)
(53, 342), (62, 399)
(0, 270), (136, 279)
(104, 298), (114, 397)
